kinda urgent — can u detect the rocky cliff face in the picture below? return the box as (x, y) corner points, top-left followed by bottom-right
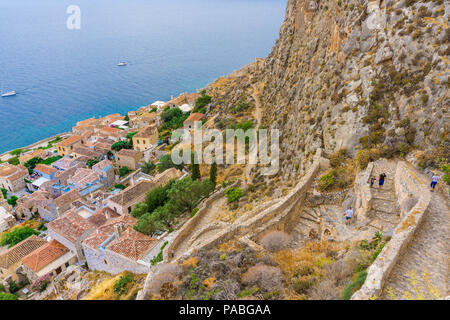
(208, 0), (449, 183)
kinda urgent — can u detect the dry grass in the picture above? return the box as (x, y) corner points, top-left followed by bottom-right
(260, 231), (291, 252)
(241, 264), (284, 291)
(181, 257), (199, 268)
(217, 239), (243, 253)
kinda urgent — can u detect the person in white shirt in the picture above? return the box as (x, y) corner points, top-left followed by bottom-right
(430, 174), (440, 191)
(344, 207), (354, 225)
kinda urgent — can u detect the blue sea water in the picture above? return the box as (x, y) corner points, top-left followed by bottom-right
(0, 0), (286, 153)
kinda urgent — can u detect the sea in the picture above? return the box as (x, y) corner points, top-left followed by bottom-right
(0, 0), (286, 153)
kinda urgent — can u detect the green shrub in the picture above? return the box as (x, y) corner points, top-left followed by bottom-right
(1, 227), (39, 248)
(115, 184), (126, 190)
(113, 274), (133, 296)
(341, 270), (367, 300)
(225, 187), (243, 203)
(190, 207), (199, 217)
(7, 157), (19, 165)
(119, 167), (130, 177)
(150, 241), (169, 266)
(0, 292), (18, 300)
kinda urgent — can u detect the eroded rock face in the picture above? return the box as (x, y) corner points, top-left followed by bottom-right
(207, 0), (448, 185)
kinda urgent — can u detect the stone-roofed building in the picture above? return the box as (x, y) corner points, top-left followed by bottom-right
(71, 145), (103, 161)
(56, 135), (84, 156)
(15, 190), (52, 220)
(19, 149), (49, 165)
(82, 215), (157, 274)
(0, 235), (47, 272)
(21, 240), (76, 280)
(0, 206), (15, 233)
(184, 113), (205, 130)
(47, 206), (119, 261)
(92, 159), (115, 188)
(34, 164), (58, 180)
(132, 125), (159, 152)
(52, 157), (86, 171)
(0, 164), (29, 192)
(115, 149), (143, 170)
(104, 180), (155, 215)
(99, 126), (126, 141)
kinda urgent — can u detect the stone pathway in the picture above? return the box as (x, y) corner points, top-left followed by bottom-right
(362, 159), (400, 233)
(381, 189), (449, 299)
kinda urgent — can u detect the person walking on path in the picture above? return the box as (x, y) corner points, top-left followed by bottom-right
(344, 207), (354, 225)
(378, 173), (387, 189)
(370, 176), (377, 188)
(430, 174), (440, 192)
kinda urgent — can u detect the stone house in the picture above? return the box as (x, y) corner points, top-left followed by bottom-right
(56, 135), (84, 156)
(92, 160), (115, 188)
(34, 164), (58, 180)
(184, 113), (205, 130)
(21, 240), (76, 281)
(0, 235), (47, 276)
(19, 149), (49, 165)
(47, 206), (119, 262)
(71, 145), (103, 161)
(0, 206), (15, 233)
(132, 126), (159, 152)
(104, 180), (155, 215)
(0, 164), (28, 192)
(115, 149), (143, 170)
(99, 126), (126, 142)
(82, 215), (157, 274)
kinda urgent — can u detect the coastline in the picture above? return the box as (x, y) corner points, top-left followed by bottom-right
(0, 132), (72, 161)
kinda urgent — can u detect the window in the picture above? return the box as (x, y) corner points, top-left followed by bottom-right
(65, 262), (69, 268)
(104, 259), (108, 265)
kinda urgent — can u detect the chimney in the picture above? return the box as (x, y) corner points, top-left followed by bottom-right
(114, 223), (126, 238)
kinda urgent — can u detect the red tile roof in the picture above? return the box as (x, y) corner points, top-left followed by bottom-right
(185, 113), (205, 122)
(0, 235), (47, 269)
(21, 240), (69, 273)
(34, 164), (58, 175)
(107, 227), (157, 261)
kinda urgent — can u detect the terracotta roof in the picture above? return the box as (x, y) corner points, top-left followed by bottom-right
(0, 235), (47, 269)
(21, 240), (69, 273)
(116, 149), (142, 158)
(87, 207), (120, 227)
(70, 168), (100, 186)
(72, 146), (102, 159)
(107, 227), (157, 261)
(47, 209), (96, 244)
(134, 125), (158, 138)
(92, 159), (113, 172)
(57, 135), (83, 147)
(34, 164), (58, 176)
(54, 189), (81, 208)
(185, 113), (205, 122)
(100, 126), (122, 134)
(82, 215), (137, 249)
(108, 180), (155, 206)
(0, 165), (28, 181)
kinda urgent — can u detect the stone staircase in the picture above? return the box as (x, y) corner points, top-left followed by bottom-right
(362, 160), (400, 233)
(381, 187), (449, 299)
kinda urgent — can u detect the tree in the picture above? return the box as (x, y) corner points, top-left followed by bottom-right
(191, 152), (200, 181)
(209, 161), (217, 186)
(119, 167), (130, 177)
(126, 131), (138, 140)
(7, 157), (19, 166)
(195, 91), (212, 109)
(145, 185), (170, 213)
(124, 115), (129, 121)
(114, 184), (126, 190)
(86, 159), (100, 169)
(168, 177), (212, 213)
(142, 161), (156, 174)
(7, 196), (18, 207)
(111, 140), (132, 151)
(130, 202), (149, 219)
(157, 154), (183, 173)
(0, 227), (39, 248)
(1, 188), (7, 199)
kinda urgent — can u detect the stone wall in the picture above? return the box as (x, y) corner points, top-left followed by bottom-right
(352, 161), (431, 300)
(178, 149), (329, 256)
(165, 180), (241, 261)
(353, 162), (374, 221)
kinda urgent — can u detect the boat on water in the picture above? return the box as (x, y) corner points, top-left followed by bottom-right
(1, 91), (16, 97)
(117, 62), (127, 67)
